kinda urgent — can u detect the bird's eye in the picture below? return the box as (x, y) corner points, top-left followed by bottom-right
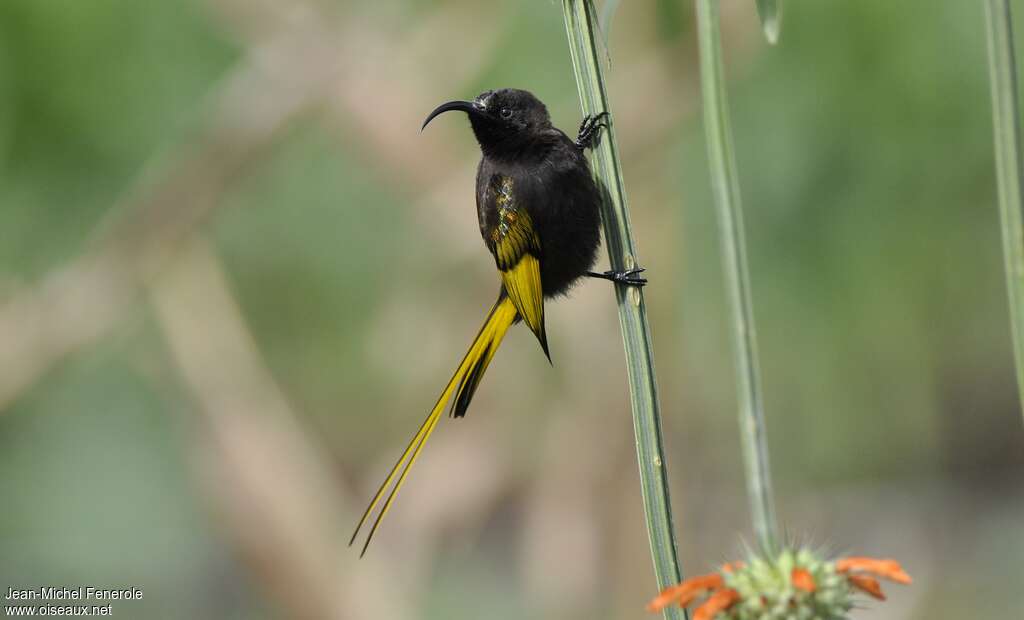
(500, 107), (513, 119)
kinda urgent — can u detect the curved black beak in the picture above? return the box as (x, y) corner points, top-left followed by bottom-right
(421, 100), (481, 131)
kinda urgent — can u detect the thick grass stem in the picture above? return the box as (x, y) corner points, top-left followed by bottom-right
(694, 0), (779, 554)
(984, 0), (1024, 422)
(561, 1), (687, 616)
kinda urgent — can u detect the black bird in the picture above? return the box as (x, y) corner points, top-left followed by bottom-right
(350, 88), (646, 555)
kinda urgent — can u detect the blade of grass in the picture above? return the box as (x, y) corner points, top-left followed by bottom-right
(694, 0), (779, 554)
(984, 0), (1024, 422)
(756, 0), (782, 45)
(560, 1), (687, 614)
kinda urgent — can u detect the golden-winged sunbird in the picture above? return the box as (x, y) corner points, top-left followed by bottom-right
(350, 89), (646, 555)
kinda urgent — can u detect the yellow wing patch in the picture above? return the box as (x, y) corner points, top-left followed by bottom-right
(501, 253), (544, 338)
(488, 176), (547, 355)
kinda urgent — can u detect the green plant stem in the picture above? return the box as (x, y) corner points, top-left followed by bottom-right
(561, 0), (687, 613)
(694, 0), (779, 554)
(984, 0), (1024, 422)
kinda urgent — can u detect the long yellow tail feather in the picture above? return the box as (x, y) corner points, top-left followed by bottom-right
(350, 294), (518, 555)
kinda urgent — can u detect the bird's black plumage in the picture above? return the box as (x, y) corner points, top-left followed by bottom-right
(469, 89), (603, 297)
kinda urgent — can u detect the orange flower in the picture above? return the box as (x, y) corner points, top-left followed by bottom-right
(645, 573), (741, 618)
(645, 574), (724, 612)
(693, 588), (740, 620)
(791, 568), (816, 593)
(847, 575), (885, 600)
(836, 557), (912, 584)
(836, 556), (911, 602)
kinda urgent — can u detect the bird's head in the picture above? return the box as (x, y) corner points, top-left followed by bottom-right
(422, 88), (552, 158)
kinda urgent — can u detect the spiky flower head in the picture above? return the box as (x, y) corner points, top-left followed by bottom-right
(646, 547), (911, 620)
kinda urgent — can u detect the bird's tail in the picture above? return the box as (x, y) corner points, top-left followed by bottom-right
(350, 293), (519, 556)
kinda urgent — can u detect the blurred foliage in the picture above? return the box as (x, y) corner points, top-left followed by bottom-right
(0, 0), (237, 277)
(1, 0), (1022, 619)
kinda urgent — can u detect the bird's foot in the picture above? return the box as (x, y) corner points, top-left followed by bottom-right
(587, 267), (647, 287)
(575, 112), (610, 150)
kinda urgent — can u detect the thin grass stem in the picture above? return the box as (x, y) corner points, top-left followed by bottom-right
(561, 1), (687, 615)
(694, 0), (779, 554)
(984, 0), (1024, 422)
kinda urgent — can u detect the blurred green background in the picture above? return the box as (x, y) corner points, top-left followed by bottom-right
(1, 1), (1022, 618)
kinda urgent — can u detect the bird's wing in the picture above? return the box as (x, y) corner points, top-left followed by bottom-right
(488, 176), (549, 358)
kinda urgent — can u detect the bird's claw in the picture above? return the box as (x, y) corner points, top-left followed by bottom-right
(576, 112), (610, 150)
(587, 267), (647, 287)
